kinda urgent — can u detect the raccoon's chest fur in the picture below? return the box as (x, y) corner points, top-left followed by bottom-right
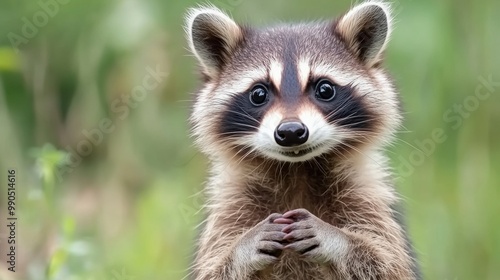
(242, 164), (346, 279)
(245, 161), (341, 218)
(258, 251), (328, 280)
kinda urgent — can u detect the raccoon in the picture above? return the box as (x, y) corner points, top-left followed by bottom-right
(185, 1), (419, 279)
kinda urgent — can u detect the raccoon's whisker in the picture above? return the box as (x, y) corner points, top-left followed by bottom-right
(237, 107), (261, 124)
(312, 155), (329, 176)
(398, 123), (413, 132)
(324, 95), (356, 119)
(341, 141), (386, 170)
(325, 102), (372, 118)
(216, 121), (261, 131)
(334, 117), (378, 128)
(218, 147), (251, 176)
(224, 109), (261, 125)
(217, 135), (252, 141)
(348, 134), (379, 143)
(213, 141), (257, 175)
(390, 137), (426, 154)
(332, 114), (375, 123)
(182, 267), (195, 280)
(328, 142), (354, 162)
(217, 131), (257, 137)
(344, 129), (380, 135)
(338, 132), (383, 145)
(310, 156), (329, 177)
(232, 144), (259, 168)
(256, 157), (275, 184)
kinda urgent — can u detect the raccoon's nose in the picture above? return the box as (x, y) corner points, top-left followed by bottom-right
(274, 121), (309, 147)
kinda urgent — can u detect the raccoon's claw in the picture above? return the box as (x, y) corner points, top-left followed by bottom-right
(282, 208), (313, 221)
(257, 240), (284, 258)
(234, 213), (289, 270)
(281, 208), (336, 261)
(285, 236), (320, 255)
(282, 219), (320, 255)
(273, 217), (295, 224)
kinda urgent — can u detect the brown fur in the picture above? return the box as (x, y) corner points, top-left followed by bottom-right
(186, 2), (419, 279)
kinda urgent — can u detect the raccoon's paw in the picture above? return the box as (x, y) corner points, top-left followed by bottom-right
(281, 209), (348, 263)
(234, 213), (292, 271)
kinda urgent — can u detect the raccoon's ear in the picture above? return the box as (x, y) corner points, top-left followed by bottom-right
(335, 2), (392, 68)
(186, 7), (243, 79)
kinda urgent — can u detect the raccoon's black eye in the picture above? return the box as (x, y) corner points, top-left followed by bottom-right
(249, 84), (269, 106)
(315, 80), (336, 101)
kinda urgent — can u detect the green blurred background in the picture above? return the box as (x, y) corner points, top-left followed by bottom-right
(0, 0), (498, 279)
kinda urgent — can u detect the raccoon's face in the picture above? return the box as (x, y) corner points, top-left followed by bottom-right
(186, 2), (401, 163)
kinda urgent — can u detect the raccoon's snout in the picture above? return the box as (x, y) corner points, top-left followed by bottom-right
(274, 120), (309, 147)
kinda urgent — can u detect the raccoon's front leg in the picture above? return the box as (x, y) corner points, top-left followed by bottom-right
(281, 208), (412, 279)
(198, 213), (291, 280)
(280, 209), (348, 264)
(232, 213), (291, 272)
